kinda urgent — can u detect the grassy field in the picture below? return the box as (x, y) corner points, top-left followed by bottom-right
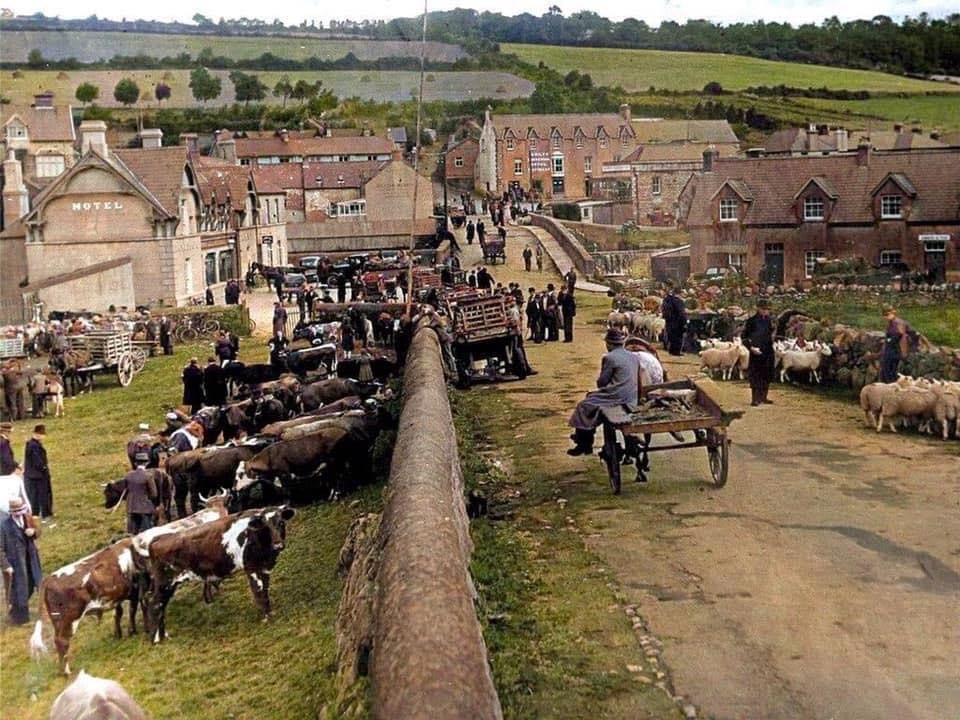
(1, 30), (465, 64)
(1, 68), (533, 107)
(795, 94), (960, 132)
(0, 342), (382, 719)
(504, 43), (960, 94)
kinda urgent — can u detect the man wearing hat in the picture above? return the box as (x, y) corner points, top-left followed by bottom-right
(120, 453), (159, 534)
(0, 422), (16, 475)
(24, 424), (52, 520)
(1, 495), (42, 624)
(880, 305), (910, 383)
(741, 299), (775, 406)
(126, 423), (154, 470)
(567, 328), (641, 456)
(182, 358), (205, 415)
(661, 283), (687, 356)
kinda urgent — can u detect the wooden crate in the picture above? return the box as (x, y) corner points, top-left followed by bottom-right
(78, 332), (132, 364)
(455, 296), (509, 341)
(0, 337), (25, 359)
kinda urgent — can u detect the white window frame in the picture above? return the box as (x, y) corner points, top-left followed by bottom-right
(513, 159), (523, 175)
(803, 196), (825, 221)
(584, 156), (592, 174)
(804, 250), (822, 279)
(879, 250), (902, 266)
(727, 253), (745, 270)
(35, 154), (65, 178)
(6, 122), (26, 139)
(652, 176), (662, 196)
(506, 136), (515, 151)
(719, 198), (738, 222)
(552, 155), (564, 176)
(454, 156), (464, 168)
(332, 199), (366, 217)
(880, 194), (902, 219)
(599, 134), (608, 149)
(575, 133), (584, 149)
(551, 130), (562, 150)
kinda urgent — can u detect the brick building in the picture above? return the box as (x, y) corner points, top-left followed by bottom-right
(680, 146), (960, 286)
(475, 106), (636, 200)
(443, 137), (479, 193)
(0, 123), (285, 321)
(211, 129), (393, 166)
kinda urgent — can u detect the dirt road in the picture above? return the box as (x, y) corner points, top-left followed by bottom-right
(462, 222), (960, 720)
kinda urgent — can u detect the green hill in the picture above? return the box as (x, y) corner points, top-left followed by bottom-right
(503, 44), (960, 94)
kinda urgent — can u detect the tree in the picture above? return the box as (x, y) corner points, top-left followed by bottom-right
(273, 76), (293, 107)
(27, 49), (45, 68)
(703, 81), (724, 95)
(155, 82), (171, 103)
(113, 78), (140, 107)
(291, 79), (322, 104)
(75, 82), (99, 106)
(229, 71), (268, 104)
(193, 13), (213, 26)
(189, 67), (222, 105)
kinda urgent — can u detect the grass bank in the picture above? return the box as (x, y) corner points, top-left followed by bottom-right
(454, 389), (682, 720)
(0, 343), (381, 719)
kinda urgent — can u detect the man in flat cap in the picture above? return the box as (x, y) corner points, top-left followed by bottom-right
(567, 327), (641, 456)
(741, 298), (775, 406)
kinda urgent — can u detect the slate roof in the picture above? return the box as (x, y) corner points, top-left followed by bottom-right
(684, 148), (960, 226)
(192, 156), (252, 204)
(0, 104), (75, 142)
(252, 161), (386, 193)
(225, 132), (393, 158)
(492, 112), (634, 141)
(631, 119), (737, 145)
(112, 146), (189, 217)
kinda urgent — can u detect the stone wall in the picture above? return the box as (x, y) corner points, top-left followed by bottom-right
(336, 323), (502, 720)
(530, 214), (595, 276)
(23, 257), (135, 313)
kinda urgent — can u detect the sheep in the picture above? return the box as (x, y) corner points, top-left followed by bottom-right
(877, 385), (937, 433)
(930, 381), (960, 440)
(777, 344), (833, 384)
(629, 313), (665, 342)
(607, 311), (629, 333)
(49, 670), (148, 720)
(859, 376), (913, 428)
(699, 345), (743, 381)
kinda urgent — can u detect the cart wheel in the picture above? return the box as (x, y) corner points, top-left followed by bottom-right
(707, 433), (729, 488)
(117, 352), (135, 387)
(131, 347), (147, 372)
(178, 326), (198, 343)
(601, 422), (621, 495)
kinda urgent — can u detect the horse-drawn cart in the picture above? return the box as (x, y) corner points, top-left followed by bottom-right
(480, 238), (506, 264)
(67, 331), (143, 387)
(598, 378), (741, 494)
(448, 294), (526, 386)
(0, 337), (26, 360)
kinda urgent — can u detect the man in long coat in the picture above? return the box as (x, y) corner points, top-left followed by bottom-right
(661, 285), (687, 356)
(24, 425), (52, 519)
(203, 357), (228, 407)
(1, 496), (42, 625)
(567, 329), (641, 455)
(182, 358), (205, 414)
(741, 298), (775, 406)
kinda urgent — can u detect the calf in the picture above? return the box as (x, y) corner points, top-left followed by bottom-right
(31, 499), (230, 673)
(135, 506), (296, 644)
(49, 670), (148, 720)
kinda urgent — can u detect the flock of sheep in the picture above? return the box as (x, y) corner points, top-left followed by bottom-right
(860, 375), (960, 440)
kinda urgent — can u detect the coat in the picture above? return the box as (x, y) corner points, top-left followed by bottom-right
(182, 365), (205, 406)
(1, 514), (42, 613)
(741, 312), (775, 380)
(0, 436), (15, 475)
(569, 347), (641, 430)
(122, 468), (158, 515)
(203, 364), (228, 407)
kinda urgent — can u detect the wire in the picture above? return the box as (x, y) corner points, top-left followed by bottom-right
(406, 0), (429, 316)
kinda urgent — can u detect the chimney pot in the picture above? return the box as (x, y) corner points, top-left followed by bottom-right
(140, 128), (163, 149)
(79, 120), (109, 158)
(856, 142), (871, 167)
(702, 145), (719, 172)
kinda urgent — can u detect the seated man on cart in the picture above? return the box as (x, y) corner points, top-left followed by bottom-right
(567, 328), (640, 456)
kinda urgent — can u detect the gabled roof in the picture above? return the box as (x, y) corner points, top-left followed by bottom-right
(192, 157), (252, 205)
(387, 127), (407, 144)
(711, 179), (754, 202)
(0, 104), (75, 143)
(622, 142), (738, 164)
(112, 147), (189, 217)
(871, 172), (917, 197)
(631, 119), (737, 145)
(685, 148), (960, 226)
(251, 161), (386, 193)
(793, 176), (839, 201)
(491, 112), (634, 142)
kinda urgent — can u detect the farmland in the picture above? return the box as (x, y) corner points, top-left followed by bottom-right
(2, 69), (534, 107)
(796, 94), (960, 132)
(502, 43), (960, 95)
(0, 30), (465, 63)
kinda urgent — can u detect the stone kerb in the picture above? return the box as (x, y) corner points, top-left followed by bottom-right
(531, 213), (596, 276)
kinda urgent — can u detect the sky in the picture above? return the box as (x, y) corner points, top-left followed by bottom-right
(7, 1), (955, 28)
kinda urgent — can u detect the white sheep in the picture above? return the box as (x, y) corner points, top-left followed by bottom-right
(699, 344), (743, 381)
(777, 345), (833, 384)
(931, 381), (960, 440)
(878, 385), (937, 433)
(859, 376), (913, 428)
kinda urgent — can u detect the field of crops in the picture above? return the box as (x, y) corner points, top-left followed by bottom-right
(503, 43), (960, 95)
(1, 30), (465, 63)
(796, 94), (960, 131)
(2, 69), (534, 107)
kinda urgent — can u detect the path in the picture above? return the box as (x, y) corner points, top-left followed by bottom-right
(456, 221), (960, 720)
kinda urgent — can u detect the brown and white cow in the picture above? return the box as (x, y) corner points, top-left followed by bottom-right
(135, 506), (295, 644)
(30, 497), (230, 674)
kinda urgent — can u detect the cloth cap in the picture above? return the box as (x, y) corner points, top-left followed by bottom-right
(604, 328), (626, 345)
(8, 497), (25, 510)
(756, 298), (771, 309)
(138, 423), (150, 431)
(882, 305), (896, 315)
(33, 424), (46, 435)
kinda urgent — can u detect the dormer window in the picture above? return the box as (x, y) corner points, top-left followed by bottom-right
(803, 196), (825, 221)
(719, 198), (738, 222)
(881, 195), (902, 219)
(6, 121), (27, 140)
(551, 129), (562, 150)
(506, 136), (515, 151)
(599, 133), (608, 149)
(575, 130), (584, 149)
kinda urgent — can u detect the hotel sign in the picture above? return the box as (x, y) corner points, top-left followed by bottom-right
(72, 201), (124, 211)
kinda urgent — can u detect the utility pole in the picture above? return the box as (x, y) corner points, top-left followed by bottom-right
(441, 151), (449, 227)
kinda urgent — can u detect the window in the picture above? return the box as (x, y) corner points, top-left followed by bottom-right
(454, 156), (464, 168)
(803, 196), (825, 221)
(881, 195), (902, 218)
(256, 157), (280, 165)
(575, 133), (584, 149)
(599, 134), (608, 148)
(331, 199), (366, 217)
(551, 130), (562, 149)
(584, 156), (592, 174)
(204, 252), (217, 286)
(35, 155), (65, 178)
(506, 136), (515, 151)
(719, 198), (738, 221)
(339, 155), (349, 162)
(552, 156), (564, 175)
(652, 176), (662, 196)
(879, 250), (902, 266)
(552, 176), (565, 194)
(804, 250), (822, 279)
(218, 249), (235, 282)
(6, 122), (26, 139)
(727, 253), (745, 270)
(513, 159), (523, 175)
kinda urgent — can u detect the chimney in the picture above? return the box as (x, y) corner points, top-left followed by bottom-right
(139, 128), (163, 149)
(702, 145), (719, 172)
(893, 123), (903, 133)
(180, 133), (199, 155)
(619, 103), (632, 123)
(32, 91), (54, 109)
(834, 128), (849, 153)
(3, 150), (29, 228)
(79, 120), (108, 158)
(391, 147), (403, 162)
(856, 141), (871, 167)
(279, 128), (289, 143)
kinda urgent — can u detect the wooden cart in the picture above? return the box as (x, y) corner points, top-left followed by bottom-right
(597, 378), (741, 494)
(448, 294), (526, 386)
(0, 337), (26, 360)
(67, 331), (140, 387)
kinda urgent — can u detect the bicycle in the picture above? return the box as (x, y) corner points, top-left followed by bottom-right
(173, 315), (221, 343)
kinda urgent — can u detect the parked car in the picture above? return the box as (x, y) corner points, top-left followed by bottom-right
(690, 266), (742, 283)
(283, 272), (307, 294)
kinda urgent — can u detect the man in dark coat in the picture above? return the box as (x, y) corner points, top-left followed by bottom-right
(564, 268), (578, 292)
(205, 286), (215, 305)
(567, 329), (641, 456)
(879, 305), (910, 383)
(466, 220), (475, 245)
(526, 288), (542, 343)
(522, 246), (533, 271)
(272, 302), (288, 339)
(741, 299), (775, 406)
(476, 220), (486, 244)
(122, 454), (158, 534)
(182, 358), (205, 414)
(203, 357), (228, 407)
(661, 286), (687, 356)
(0, 497), (42, 625)
(560, 288), (576, 342)
(214, 332), (233, 365)
(24, 425), (52, 519)
(159, 315), (173, 355)
(0, 422), (16, 475)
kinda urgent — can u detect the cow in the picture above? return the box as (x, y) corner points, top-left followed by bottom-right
(135, 506), (296, 644)
(260, 396), (365, 436)
(30, 497), (231, 673)
(165, 440), (271, 518)
(301, 378), (380, 412)
(49, 670), (149, 720)
(222, 361), (281, 397)
(103, 469), (175, 526)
